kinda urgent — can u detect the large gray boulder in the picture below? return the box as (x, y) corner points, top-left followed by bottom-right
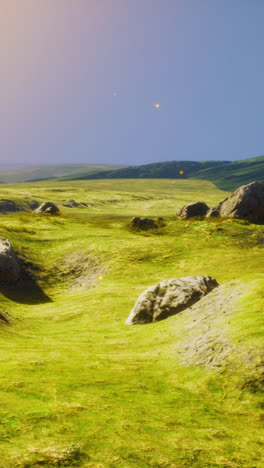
(176, 202), (209, 219)
(0, 238), (21, 282)
(130, 217), (158, 230)
(35, 202), (60, 214)
(126, 276), (218, 325)
(206, 181), (264, 223)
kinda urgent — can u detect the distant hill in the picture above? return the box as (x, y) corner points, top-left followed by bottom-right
(60, 155), (264, 191)
(2, 156), (264, 190)
(60, 160), (227, 181)
(0, 164), (126, 183)
(190, 155), (264, 190)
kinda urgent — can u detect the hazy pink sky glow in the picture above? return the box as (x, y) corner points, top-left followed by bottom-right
(1, 1), (264, 166)
(1, 1), (107, 161)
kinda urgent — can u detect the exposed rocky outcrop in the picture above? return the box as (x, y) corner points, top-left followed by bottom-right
(126, 275), (218, 324)
(0, 199), (25, 213)
(0, 238), (21, 282)
(0, 198), (42, 213)
(206, 181), (264, 223)
(35, 202), (60, 214)
(130, 217), (158, 230)
(176, 202), (209, 219)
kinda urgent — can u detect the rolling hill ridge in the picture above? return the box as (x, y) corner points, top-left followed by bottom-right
(59, 155), (264, 191)
(0, 164), (126, 184)
(1, 155), (264, 191)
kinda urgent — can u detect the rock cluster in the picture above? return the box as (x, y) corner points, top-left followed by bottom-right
(176, 202), (209, 219)
(206, 181), (264, 223)
(35, 202), (60, 214)
(176, 182), (264, 224)
(62, 199), (88, 208)
(0, 238), (21, 283)
(126, 275), (218, 324)
(130, 217), (158, 230)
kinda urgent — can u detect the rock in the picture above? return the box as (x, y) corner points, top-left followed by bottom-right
(130, 217), (158, 230)
(0, 238), (21, 282)
(0, 199), (41, 212)
(0, 199), (24, 213)
(62, 200), (89, 208)
(35, 202), (60, 214)
(126, 276), (218, 325)
(176, 202), (209, 219)
(64, 199), (80, 208)
(206, 181), (264, 223)
(29, 200), (40, 210)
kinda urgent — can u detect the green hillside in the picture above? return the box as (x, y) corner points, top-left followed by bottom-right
(60, 155), (264, 191)
(0, 164), (125, 184)
(60, 160), (227, 181)
(0, 178), (263, 467)
(192, 155), (264, 190)
(3, 156), (264, 190)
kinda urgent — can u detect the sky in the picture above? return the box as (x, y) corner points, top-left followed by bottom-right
(1, 0), (264, 166)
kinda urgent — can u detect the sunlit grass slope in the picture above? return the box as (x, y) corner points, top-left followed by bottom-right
(59, 160), (226, 182)
(0, 179), (263, 467)
(192, 154), (264, 191)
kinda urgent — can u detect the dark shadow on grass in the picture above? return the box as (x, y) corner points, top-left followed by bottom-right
(0, 269), (52, 305)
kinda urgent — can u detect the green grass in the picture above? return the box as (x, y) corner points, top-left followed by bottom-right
(0, 179), (263, 467)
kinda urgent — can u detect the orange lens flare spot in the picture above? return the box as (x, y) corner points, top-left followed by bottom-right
(179, 170), (184, 175)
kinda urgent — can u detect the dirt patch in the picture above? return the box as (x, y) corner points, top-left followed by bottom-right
(12, 443), (85, 467)
(0, 310), (12, 324)
(178, 282), (245, 369)
(59, 250), (105, 289)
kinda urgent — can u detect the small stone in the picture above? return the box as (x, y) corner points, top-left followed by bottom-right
(130, 217), (158, 230)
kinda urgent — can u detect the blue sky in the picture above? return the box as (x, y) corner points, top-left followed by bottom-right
(1, 0), (264, 166)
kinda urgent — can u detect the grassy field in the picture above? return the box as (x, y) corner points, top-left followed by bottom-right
(0, 179), (263, 467)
